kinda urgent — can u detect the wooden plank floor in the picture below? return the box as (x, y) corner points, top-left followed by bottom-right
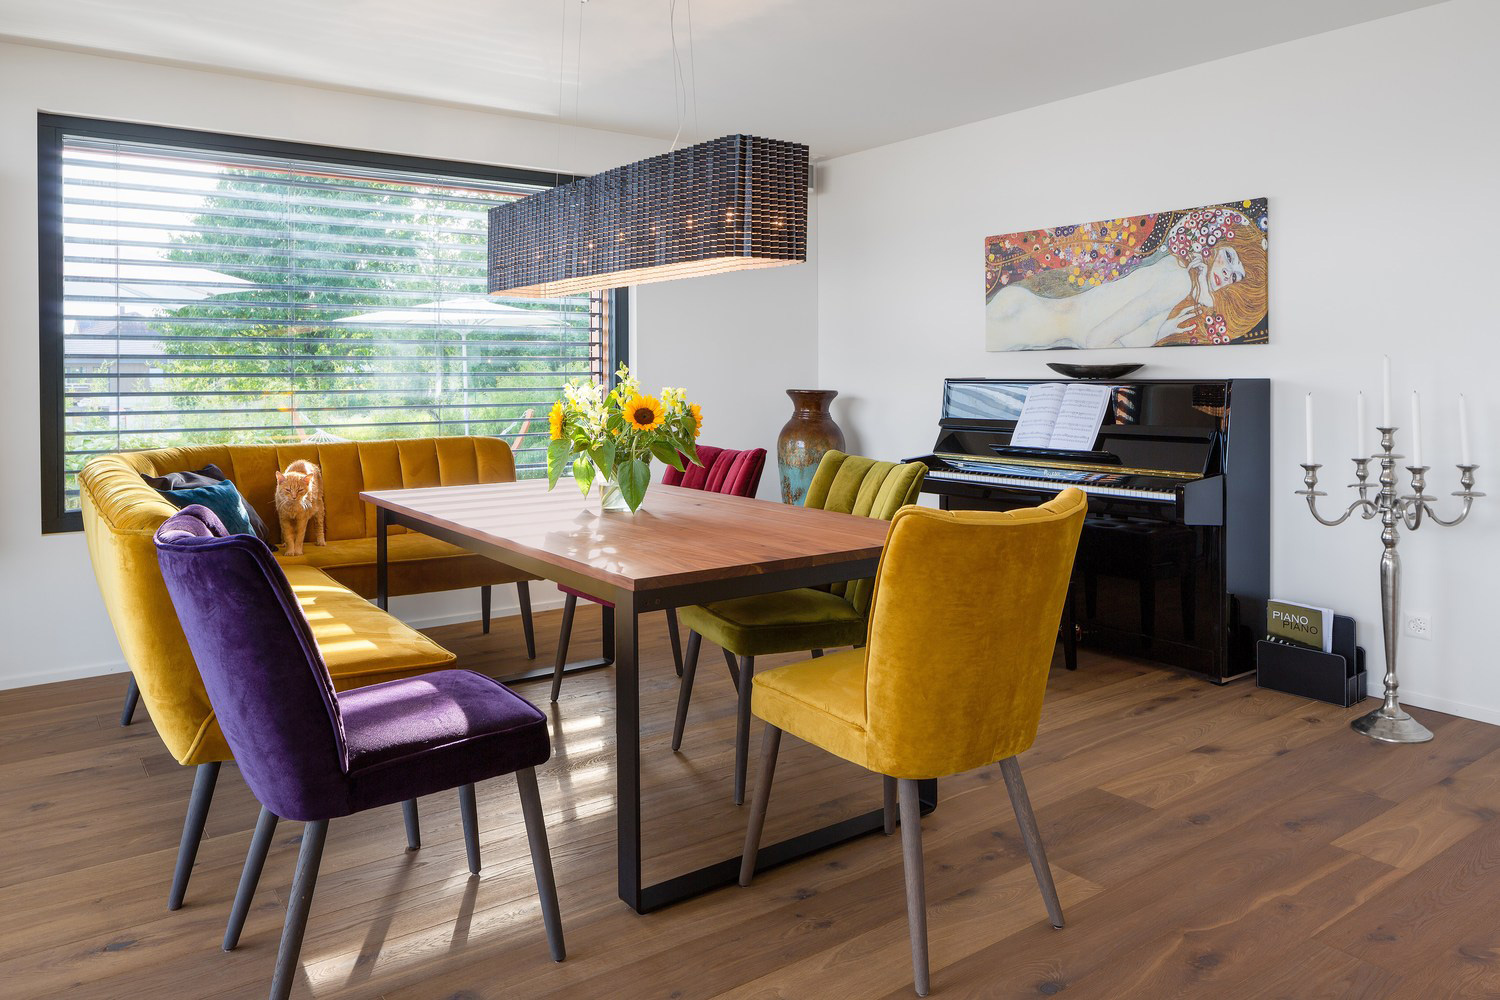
(3, 605), (1499, 999)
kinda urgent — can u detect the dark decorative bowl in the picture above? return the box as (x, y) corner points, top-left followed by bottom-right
(1046, 362), (1144, 380)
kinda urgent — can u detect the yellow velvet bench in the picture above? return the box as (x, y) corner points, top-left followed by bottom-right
(78, 435), (534, 908)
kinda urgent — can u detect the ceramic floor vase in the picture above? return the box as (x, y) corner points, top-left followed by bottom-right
(777, 389), (845, 505)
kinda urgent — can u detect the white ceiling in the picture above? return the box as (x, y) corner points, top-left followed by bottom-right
(0, 0), (1445, 158)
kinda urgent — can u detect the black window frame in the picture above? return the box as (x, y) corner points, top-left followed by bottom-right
(37, 113), (629, 533)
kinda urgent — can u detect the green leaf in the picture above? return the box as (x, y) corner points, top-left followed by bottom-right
(649, 441), (684, 471)
(573, 454), (596, 494)
(678, 437), (702, 467)
(546, 439), (570, 489)
(591, 437), (617, 479)
(617, 458), (650, 512)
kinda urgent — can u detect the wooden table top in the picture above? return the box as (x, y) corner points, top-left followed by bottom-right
(360, 479), (890, 593)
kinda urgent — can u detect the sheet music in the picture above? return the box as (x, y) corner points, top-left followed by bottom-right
(1049, 384), (1112, 450)
(1010, 384), (1066, 448)
(1010, 383), (1112, 451)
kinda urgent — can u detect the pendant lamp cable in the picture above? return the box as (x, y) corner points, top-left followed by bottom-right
(686, 0), (699, 143)
(554, 0), (567, 179)
(573, 0), (586, 127)
(669, 0), (698, 150)
(555, 0), (587, 178)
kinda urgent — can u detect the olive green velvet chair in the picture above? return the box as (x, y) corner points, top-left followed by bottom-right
(739, 489), (1088, 997)
(674, 450), (927, 803)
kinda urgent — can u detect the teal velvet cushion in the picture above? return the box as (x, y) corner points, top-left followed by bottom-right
(143, 464), (271, 540)
(158, 478), (256, 537)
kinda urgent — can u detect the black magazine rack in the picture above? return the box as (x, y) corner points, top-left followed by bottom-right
(1256, 613), (1367, 707)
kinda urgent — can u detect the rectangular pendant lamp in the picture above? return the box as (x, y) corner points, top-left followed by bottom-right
(487, 134), (809, 297)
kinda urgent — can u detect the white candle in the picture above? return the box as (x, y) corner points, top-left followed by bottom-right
(1459, 394), (1472, 466)
(1356, 391), (1366, 459)
(1382, 356), (1392, 427)
(1305, 392), (1315, 465)
(1410, 391), (1423, 467)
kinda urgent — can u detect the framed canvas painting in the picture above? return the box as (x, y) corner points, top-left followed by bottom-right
(984, 198), (1268, 351)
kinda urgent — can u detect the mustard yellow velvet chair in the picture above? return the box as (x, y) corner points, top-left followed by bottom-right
(739, 489), (1087, 997)
(78, 438), (529, 910)
(114, 436), (542, 727)
(674, 450), (926, 804)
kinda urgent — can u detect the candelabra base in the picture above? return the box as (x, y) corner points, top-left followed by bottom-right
(1351, 704), (1434, 744)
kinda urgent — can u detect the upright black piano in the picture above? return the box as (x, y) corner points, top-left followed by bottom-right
(910, 378), (1269, 683)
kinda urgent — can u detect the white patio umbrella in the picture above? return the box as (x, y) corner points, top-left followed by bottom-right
(334, 295), (573, 330)
(337, 296), (578, 435)
(63, 263), (253, 391)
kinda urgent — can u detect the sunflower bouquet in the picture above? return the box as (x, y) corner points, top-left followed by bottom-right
(546, 364), (703, 512)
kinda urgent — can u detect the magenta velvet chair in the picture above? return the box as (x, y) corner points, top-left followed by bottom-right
(549, 445), (766, 702)
(154, 507), (564, 1000)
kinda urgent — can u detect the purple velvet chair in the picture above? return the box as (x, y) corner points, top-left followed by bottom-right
(549, 445), (767, 702)
(154, 506), (564, 1000)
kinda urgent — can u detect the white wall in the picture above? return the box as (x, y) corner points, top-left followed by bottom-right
(0, 42), (816, 688)
(633, 206), (820, 501)
(816, 0), (1500, 723)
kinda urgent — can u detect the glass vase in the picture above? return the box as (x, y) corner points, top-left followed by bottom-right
(598, 478), (636, 512)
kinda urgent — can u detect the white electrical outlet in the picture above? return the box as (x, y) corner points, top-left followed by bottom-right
(1404, 612), (1433, 640)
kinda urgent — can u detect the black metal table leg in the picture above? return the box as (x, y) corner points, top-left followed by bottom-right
(634, 778), (938, 913)
(616, 592), (938, 913)
(614, 592), (642, 910)
(376, 507), (389, 611)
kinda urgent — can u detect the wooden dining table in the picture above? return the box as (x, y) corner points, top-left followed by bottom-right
(361, 478), (936, 913)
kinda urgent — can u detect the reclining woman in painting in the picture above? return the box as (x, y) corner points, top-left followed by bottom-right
(984, 201), (1268, 351)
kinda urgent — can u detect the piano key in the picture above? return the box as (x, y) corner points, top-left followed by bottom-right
(925, 468), (1177, 502)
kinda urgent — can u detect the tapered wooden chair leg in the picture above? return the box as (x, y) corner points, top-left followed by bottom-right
(883, 776), (898, 835)
(516, 767), (566, 962)
(723, 647), (741, 691)
(733, 656), (756, 805)
(672, 630), (702, 752)
(119, 676), (140, 727)
(999, 756), (1064, 928)
(224, 806), (279, 951)
(269, 819), (328, 1000)
(666, 607), (684, 677)
(480, 585), (492, 635)
(168, 761), (221, 910)
(401, 798), (420, 850)
(898, 779), (931, 997)
(516, 581), (536, 659)
(459, 783), (480, 875)
(550, 594), (577, 703)
(739, 726), (782, 886)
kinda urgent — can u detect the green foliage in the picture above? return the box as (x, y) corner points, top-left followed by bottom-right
(617, 458), (652, 512)
(136, 165), (592, 469)
(544, 365), (703, 512)
(649, 440), (685, 471)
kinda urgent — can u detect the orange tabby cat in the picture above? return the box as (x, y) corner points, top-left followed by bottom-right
(274, 459), (326, 556)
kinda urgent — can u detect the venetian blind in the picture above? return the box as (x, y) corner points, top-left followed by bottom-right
(53, 130), (604, 512)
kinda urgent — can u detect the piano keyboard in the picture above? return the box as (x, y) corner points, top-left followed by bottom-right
(926, 467), (1177, 502)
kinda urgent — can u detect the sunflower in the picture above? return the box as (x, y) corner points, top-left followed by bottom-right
(688, 402), (703, 439)
(548, 401), (565, 441)
(625, 394), (664, 431)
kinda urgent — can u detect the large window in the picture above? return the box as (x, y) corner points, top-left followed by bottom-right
(38, 115), (624, 531)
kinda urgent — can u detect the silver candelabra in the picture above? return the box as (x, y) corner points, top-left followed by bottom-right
(1298, 428), (1483, 743)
